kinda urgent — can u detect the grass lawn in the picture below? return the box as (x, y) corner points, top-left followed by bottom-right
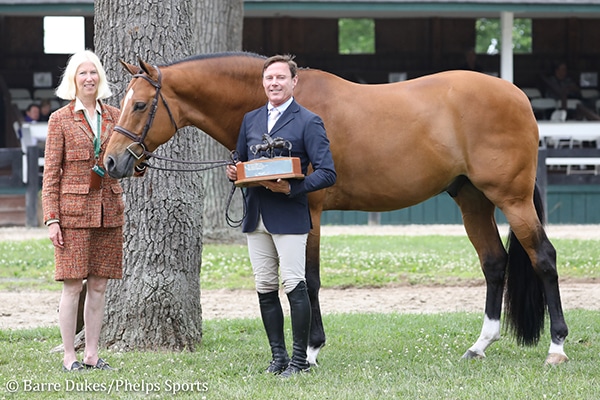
(2, 235), (599, 291)
(1, 234), (599, 399)
(1, 310), (599, 399)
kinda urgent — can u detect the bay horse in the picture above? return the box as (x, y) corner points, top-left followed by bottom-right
(104, 52), (569, 365)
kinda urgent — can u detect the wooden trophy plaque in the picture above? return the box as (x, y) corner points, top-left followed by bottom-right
(235, 157), (304, 187)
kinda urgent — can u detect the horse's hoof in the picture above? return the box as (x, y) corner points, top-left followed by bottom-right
(545, 353), (569, 366)
(461, 349), (485, 360)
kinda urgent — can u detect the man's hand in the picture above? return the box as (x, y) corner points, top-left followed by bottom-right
(261, 178), (291, 195)
(226, 162), (239, 181)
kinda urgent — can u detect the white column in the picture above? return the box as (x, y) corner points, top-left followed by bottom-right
(500, 11), (514, 83)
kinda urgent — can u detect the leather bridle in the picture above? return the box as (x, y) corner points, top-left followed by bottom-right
(111, 65), (242, 226)
(112, 65), (234, 174)
(113, 66), (178, 162)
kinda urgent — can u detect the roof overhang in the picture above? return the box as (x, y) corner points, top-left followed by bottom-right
(0, 1), (94, 16)
(1, 1), (600, 18)
(244, 1), (600, 19)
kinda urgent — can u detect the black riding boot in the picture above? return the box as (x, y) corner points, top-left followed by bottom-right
(280, 281), (312, 377)
(258, 290), (290, 374)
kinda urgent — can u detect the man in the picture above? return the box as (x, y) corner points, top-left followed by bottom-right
(226, 55), (336, 377)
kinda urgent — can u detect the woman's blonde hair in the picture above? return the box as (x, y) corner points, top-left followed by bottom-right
(55, 50), (113, 100)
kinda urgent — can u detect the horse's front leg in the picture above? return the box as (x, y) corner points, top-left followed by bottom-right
(305, 229), (325, 366)
(454, 189), (507, 360)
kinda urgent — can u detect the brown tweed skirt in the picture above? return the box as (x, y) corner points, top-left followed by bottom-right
(54, 226), (123, 281)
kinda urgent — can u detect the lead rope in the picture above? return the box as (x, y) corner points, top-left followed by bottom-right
(137, 150), (246, 227)
(225, 181), (246, 228)
(139, 159), (230, 173)
(225, 150), (246, 228)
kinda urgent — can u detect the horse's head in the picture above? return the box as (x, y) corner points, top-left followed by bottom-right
(104, 58), (179, 178)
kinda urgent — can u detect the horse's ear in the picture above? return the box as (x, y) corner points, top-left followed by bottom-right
(120, 60), (139, 76)
(138, 58), (158, 80)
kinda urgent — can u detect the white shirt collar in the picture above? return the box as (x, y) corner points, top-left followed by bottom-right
(75, 98), (102, 136)
(74, 97), (102, 114)
(268, 97), (293, 115)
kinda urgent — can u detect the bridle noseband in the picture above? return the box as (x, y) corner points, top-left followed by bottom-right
(113, 66), (178, 161)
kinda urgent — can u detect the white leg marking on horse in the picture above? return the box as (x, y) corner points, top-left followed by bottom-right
(546, 341), (568, 365)
(307, 345), (323, 366)
(465, 316), (500, 358)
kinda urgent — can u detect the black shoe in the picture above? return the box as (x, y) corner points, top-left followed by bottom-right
(279, 364), (310, 378)
(83, 358), (114, 370)
(62, 361), (84, 372)
(265, 359), (289, 374)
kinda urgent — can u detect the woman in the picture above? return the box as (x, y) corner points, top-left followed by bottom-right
(42, 50), (123, 372)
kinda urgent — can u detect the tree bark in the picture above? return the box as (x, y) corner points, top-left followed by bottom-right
(194, 0), (245, 243)
(95, 0), (203, 351)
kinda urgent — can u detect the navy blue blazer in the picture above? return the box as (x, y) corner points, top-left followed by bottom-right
(235, 99), (336, 234)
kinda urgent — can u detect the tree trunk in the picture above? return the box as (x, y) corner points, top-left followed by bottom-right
(194, 0), (245, 243)
(95, 0), (203, 351)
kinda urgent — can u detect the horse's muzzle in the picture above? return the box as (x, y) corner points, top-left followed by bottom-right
(104, 154), (134, 179)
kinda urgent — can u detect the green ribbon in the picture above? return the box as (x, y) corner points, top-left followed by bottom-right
(85, 111), (102, 160)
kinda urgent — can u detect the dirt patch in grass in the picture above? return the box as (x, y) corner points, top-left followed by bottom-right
(1, 224), (598, 330)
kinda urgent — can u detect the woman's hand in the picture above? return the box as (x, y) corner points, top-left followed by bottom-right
(49, 223), (64, 248)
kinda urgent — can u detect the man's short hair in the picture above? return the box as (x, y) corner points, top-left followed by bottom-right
(263, 54), (298, 78)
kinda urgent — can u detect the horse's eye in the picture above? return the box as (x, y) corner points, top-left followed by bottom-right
(133, 102), (147, 112)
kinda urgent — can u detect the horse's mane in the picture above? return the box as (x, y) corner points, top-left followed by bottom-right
(161, 52), (314, 72)
(161, 52), (266, 67)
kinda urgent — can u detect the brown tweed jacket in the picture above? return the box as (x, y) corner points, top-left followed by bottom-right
(42, 101), (124, 228)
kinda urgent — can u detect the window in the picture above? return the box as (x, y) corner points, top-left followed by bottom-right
(338, 18), (375, 55)
(475, 18), (532, 54)
(44, 16), (85, 54)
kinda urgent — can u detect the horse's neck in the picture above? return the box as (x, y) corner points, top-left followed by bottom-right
(171, 60), (265, 150)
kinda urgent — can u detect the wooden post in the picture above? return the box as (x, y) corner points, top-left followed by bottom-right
(25, 146), (40, 227)
(368, 212), (381, 226)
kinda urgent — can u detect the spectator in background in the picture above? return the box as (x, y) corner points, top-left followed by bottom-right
(39, 99), (53, 122)
(24, 103), (41, 123)
(544, 62), (581, 106)
(459, 47), (483, 72)
(544, 61), (600, 120)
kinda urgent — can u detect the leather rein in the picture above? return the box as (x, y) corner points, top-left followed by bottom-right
(113, 66), (232, 173)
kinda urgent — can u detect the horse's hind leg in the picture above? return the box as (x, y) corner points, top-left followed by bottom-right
(501, 186), (568, 365)
(452, 182), (508, 359)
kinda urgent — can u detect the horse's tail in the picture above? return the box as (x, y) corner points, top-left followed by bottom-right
(504, 184), (546, 346)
